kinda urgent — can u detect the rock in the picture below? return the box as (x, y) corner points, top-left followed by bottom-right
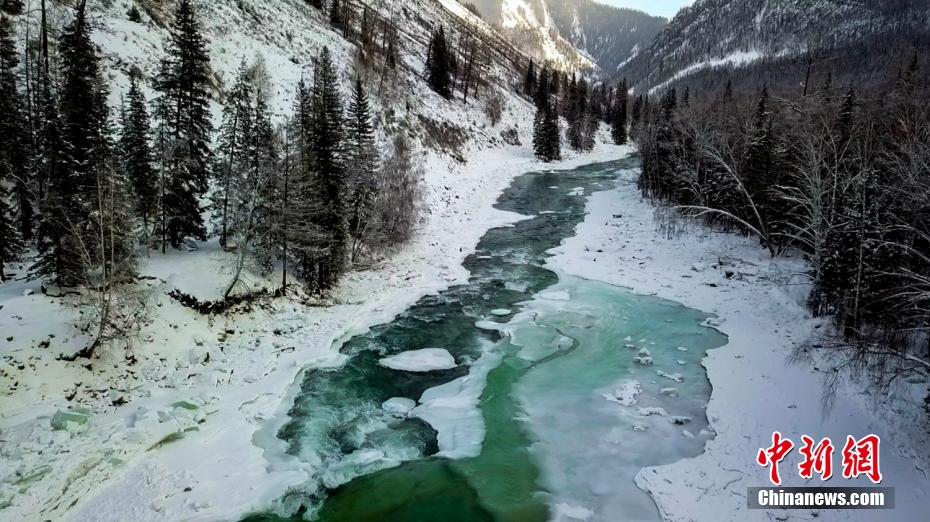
(50, 408), (90, 431)
(669, 416), (693, 425)
(691, 263), (708, 272)
(637, 348), (651, 357)
(660, 387), (679, 398)
(633, 356), (653, 366)
(632, 423), (648, 432)
(22, 289), (34, 296)
(192, 334), (206, 347)
(638, 407), (668, 417)
(382, 397), (416, 417)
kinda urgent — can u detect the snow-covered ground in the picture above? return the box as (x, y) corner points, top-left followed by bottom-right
(548, 169), (930, 521)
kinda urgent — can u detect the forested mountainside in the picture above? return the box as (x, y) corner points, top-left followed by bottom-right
(621, 0), (930, 93)
(544, 0), (665, 77)
(463, 0), (663, 74)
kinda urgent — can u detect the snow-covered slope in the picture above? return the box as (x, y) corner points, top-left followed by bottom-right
(467, 0), (663, 75)
(621, 0), (930, 92)
(500, 0), (596, 71)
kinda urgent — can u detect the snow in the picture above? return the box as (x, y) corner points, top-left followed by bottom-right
(378, 348), (457, 372)
(647, 50), (764, 95)
(602, 380), (641, 407)
(382, 397), (417, 417)
(410, 348), (502, 459)
(546, 168), (930, 521)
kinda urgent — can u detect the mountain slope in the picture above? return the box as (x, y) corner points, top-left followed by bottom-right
(621, 0), (930, 92)
(465, 0), (663, 74)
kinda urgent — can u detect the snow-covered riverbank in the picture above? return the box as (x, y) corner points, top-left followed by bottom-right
(548, 169), (930, 521)
(0, 141), (629, 522)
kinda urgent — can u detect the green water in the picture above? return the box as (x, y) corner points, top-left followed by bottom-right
(245, 157), (728, 521)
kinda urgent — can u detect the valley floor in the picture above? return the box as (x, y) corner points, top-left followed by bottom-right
(2, 142), (928, 522)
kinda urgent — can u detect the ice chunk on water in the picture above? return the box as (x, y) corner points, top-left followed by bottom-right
(410, 351), (501, 458)
(602, 380), (640, 406)
(490, 309), (511, 316)
(637, 407), (668, 417)
(657, 370), (684, 382)
(660, 387), (679, 398)
(378, 348), (457, 372)
(381, 397), (416, 417)
(553, 502), (594, 521)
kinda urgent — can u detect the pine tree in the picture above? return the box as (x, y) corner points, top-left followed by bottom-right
(214, 61), (254, 247)
(345, 76), (379, 261)
(309, 47), (348, 290)
(611, 78), (628, 145)
(120, 73), (156, 242)
(329, 0), (342, 28)
(534, 66), (549, 108)
(154, 0), (212, 251)
(543, 100), (561, 161)
(34, 2), (106, 285)
(0, 14), (26, 269)
(523, 60), (536, 97)
(426, 26), (451, 98)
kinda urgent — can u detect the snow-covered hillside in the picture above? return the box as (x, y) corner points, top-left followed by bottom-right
(621, 0), (930, 92)
(467, 0), (664, 75)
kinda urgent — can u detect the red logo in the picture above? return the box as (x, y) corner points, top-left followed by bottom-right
(841, 434), (882, 484)
(757, 433), (882, 485)
(756, 431), (794, 486)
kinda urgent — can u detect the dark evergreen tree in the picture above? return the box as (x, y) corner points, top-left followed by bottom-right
(127, 2), (142, 22)
(611, 78), (628, 145)
(120, 73), (156, 240)
(523, 60), (536, 97)
(534, 66), (550, 109)
(0, 14), (28, 264)
(329, 0), (342, 28)
(533, 97), (561, 162)
(426, 26), (451, 98)
(345, 76), (379, 261)
(154, 0), (212, 250)
(309, 47), (347, 290)
(214, 61), (254, 247)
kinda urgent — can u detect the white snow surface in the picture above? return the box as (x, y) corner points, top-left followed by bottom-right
(378, 348), (457, 372)
(546, 169), (930, 521)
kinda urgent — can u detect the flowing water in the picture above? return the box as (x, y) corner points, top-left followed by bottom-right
(245, 157), (728, 521)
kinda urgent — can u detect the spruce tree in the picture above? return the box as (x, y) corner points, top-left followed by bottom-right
(154, 0), (212, 250)
(310, 47), (347, 290)
(426, 26), (451, 98)
(329, 0), (342, 28)
(611, 78), (628, 145)
(345, 76), (379, 261)
(214, 61), (254, 247)
(34, 2), (105, 285)
(120, 73), (156, 241)
(523, 60), (536, 97)
(0, 14), (26, 266)
(543, 100), (561, 161)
